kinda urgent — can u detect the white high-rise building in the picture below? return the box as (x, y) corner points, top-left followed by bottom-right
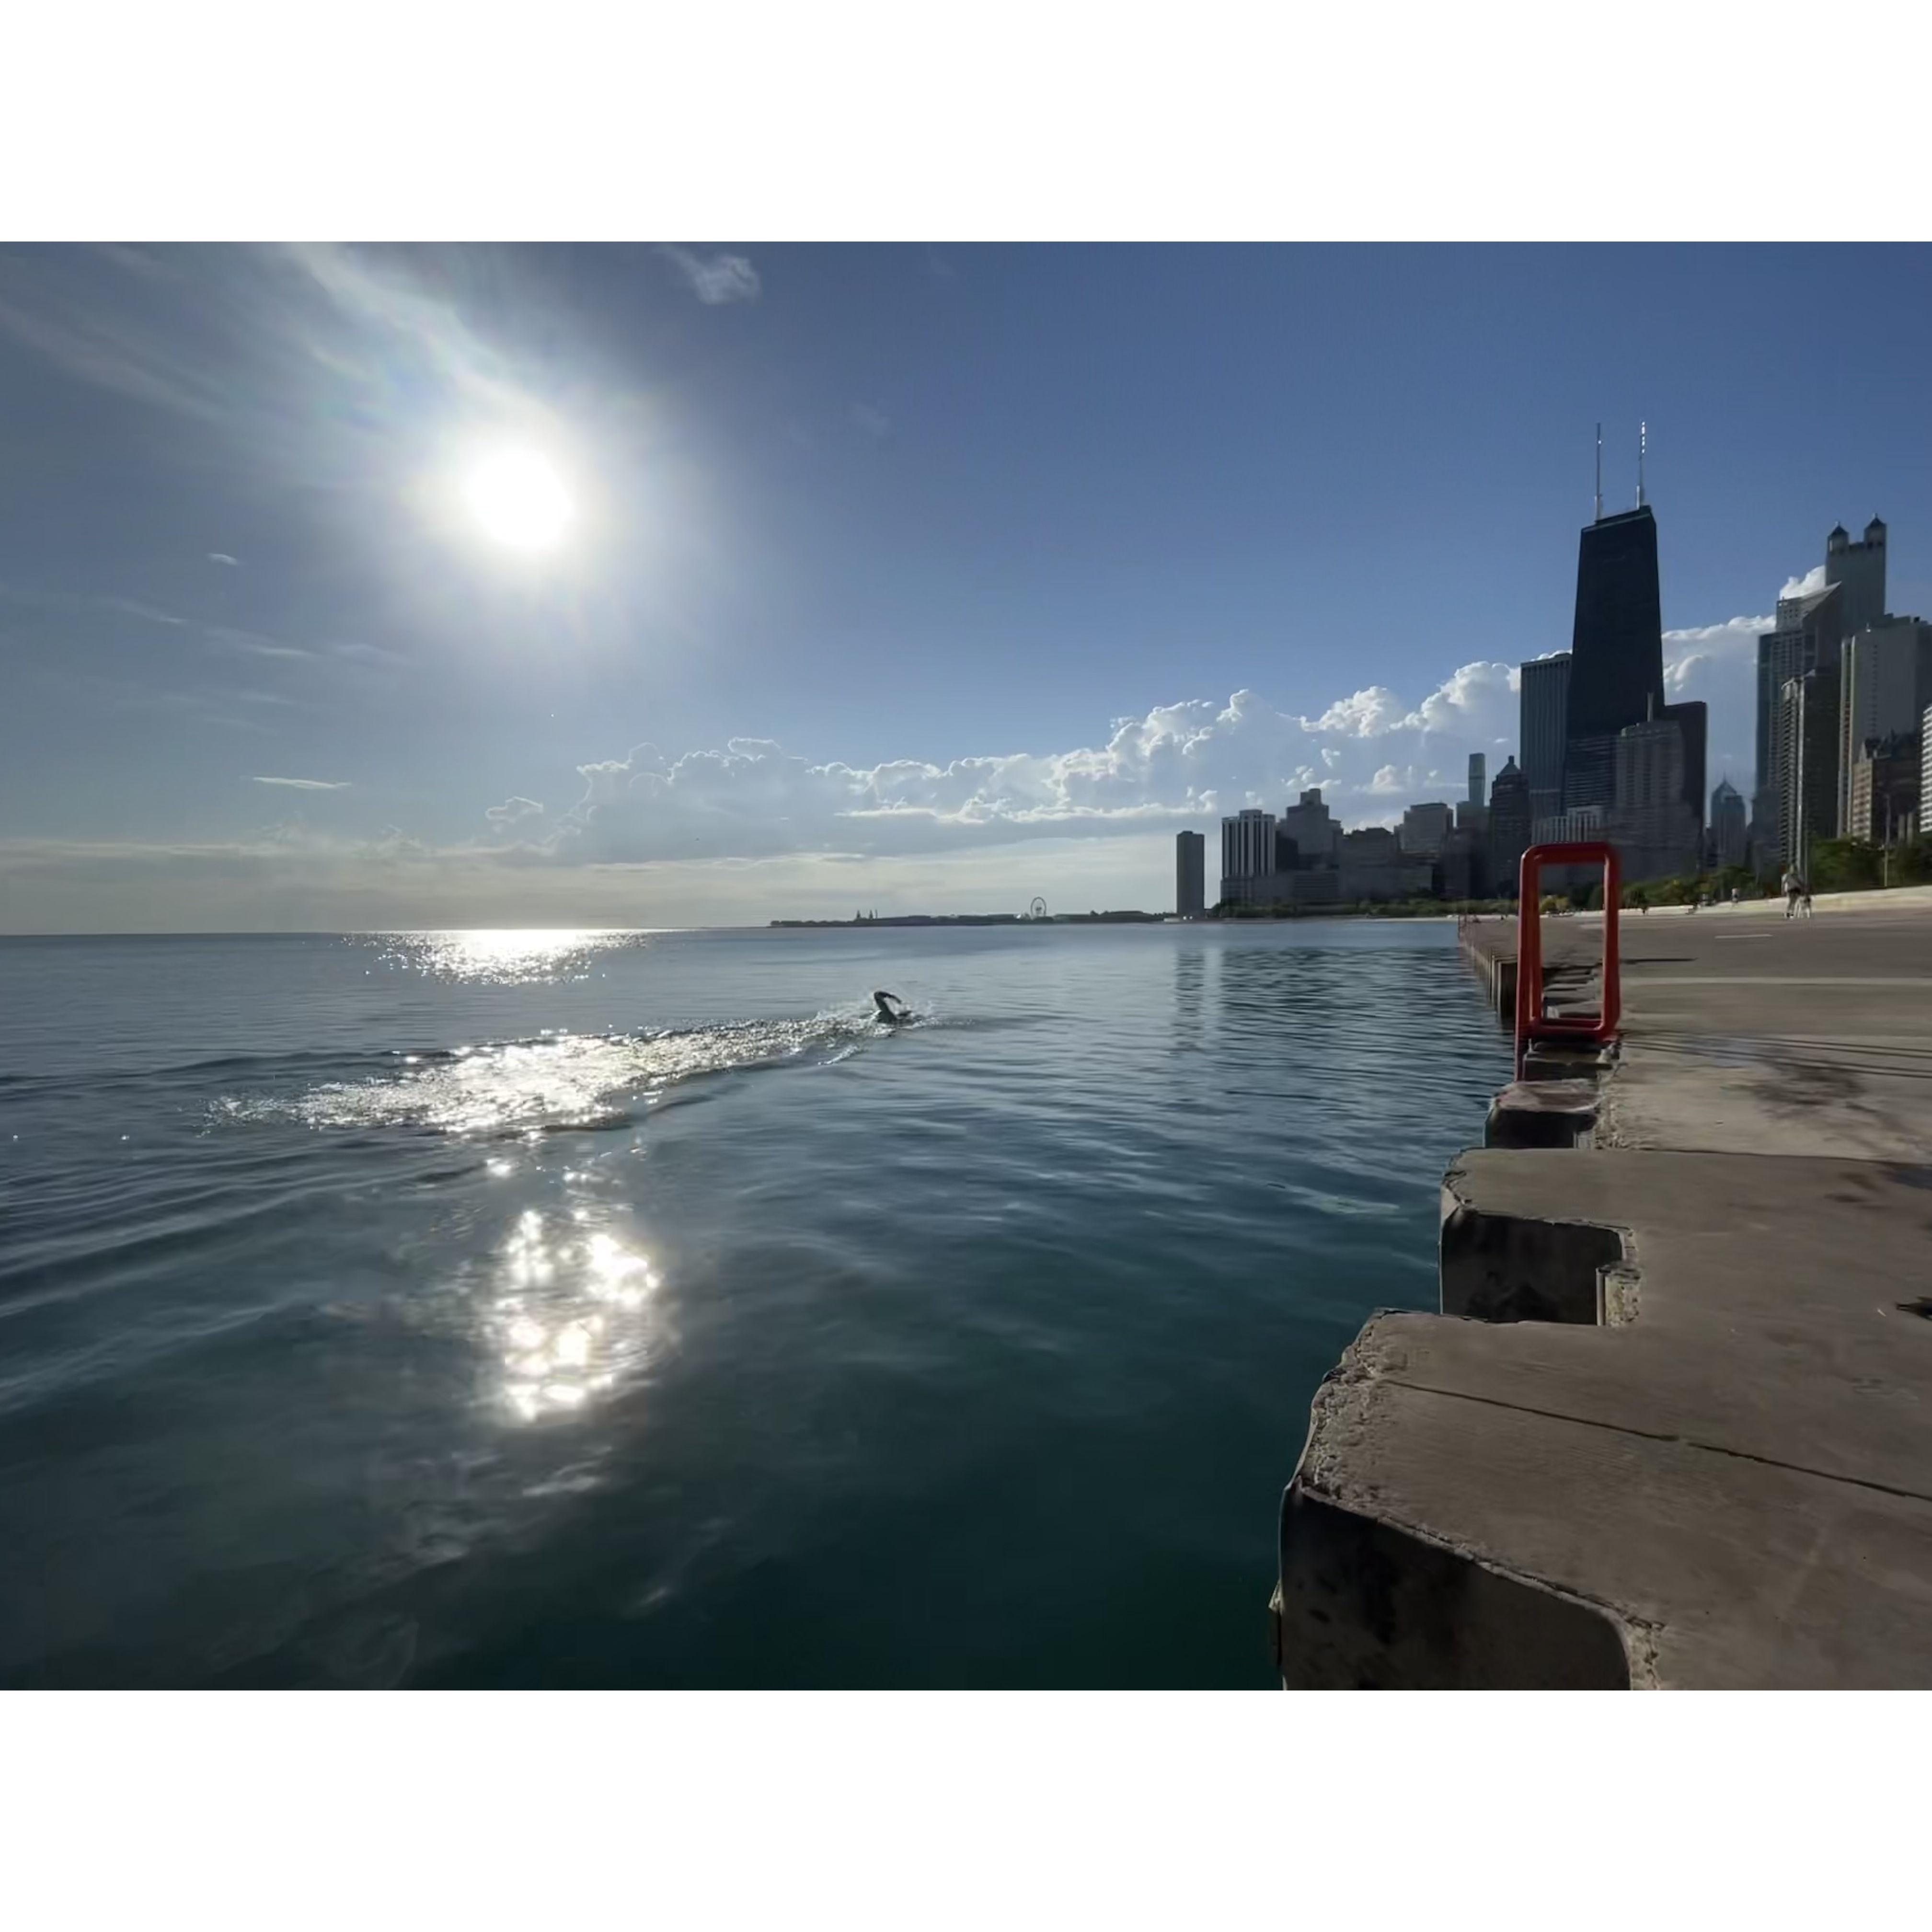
(1923, 703), (1932, 841)
(1219, 809), (1276, 904)
(1838, 617), (1932, 834)
(1755, 518), (1888, 857)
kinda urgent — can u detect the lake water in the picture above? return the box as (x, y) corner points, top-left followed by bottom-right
(0, 921), (1508, 1687)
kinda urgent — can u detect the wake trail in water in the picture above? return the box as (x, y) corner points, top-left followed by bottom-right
(211, 1006), (933, 1138)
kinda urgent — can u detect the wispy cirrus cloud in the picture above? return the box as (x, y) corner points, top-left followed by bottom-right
(0, 263), (231, 421)
(657, 245), (761, 306)
(1, 575), (363, 673)
(0, 580), (188, 628)
(206, 626), (317, 662)
(250, 775), (349, 791)
(850, 402), (893, 440)
(282, 242), (539, 419)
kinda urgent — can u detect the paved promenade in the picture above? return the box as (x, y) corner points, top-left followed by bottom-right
(1274, 886), (1932, 1688)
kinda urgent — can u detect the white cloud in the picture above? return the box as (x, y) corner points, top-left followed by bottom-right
(1308, 659), (1517, 746)
(851, 402), (893, 440)
(1312, 687), (1403, 736)
(286, 242), (535, 419)
(481, 660), (1526, 872)
(1780, 564), (1827, 600)
(658, 245), (761, 306)
(1662, 611), (1772, 790)
(486, 795), (545, 829)
(208, 552), (240, 567)
(211, 626), (315, 661)
(494, 626), (1762, 877)
(5, 616), (1778, 930)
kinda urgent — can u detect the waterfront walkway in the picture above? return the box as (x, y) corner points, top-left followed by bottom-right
(1275, 886), (1932, 1688)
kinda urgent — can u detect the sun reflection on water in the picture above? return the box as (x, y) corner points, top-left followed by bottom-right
(228, 1012), (876, 1139)
(367, 929), (646, 986)
(487, 1206), (666, 1423)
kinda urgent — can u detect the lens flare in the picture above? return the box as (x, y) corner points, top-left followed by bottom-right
(462, 448), (574, 552)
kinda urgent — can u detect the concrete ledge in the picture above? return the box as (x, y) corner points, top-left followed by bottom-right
(1521, 1039), (1616, 1083)
(1484, 1078), (1601, 1149)
(1456, 922), (1518, 1019)
(1277, 1484), (1631, 1689)
(1287, 896), (1932, 1687)
(1280, 1313), (1932, 1687)
(1280, 1150), (1932, 1686)
(1439, 1159), (1625, 1323)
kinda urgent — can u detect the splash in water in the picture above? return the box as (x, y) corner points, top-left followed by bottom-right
(215, 1006), (926, 1138)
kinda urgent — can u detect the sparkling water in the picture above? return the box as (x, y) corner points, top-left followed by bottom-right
(0, 922), (1507, 1686)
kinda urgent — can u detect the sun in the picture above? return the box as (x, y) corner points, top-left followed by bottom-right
(462, 447), (575, 552)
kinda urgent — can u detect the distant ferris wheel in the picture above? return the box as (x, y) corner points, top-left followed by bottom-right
(1028, 897), (1048, 920)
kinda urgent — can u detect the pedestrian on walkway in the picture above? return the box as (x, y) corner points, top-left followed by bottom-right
(1799, 874), (1814, 919)
(1782, 867), (1801, 919)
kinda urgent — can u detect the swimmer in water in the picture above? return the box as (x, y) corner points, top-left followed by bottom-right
(873, 989), (910, 1024)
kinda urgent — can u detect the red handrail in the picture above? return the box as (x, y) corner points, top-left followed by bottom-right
(1515, 841), (1621, 1077)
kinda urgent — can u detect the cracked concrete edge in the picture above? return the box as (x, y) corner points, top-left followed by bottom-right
(1438, 1156), (1641, 1326)
(1281, 1316), (1661, 1688)
(1593, 1052), (1641, 1150)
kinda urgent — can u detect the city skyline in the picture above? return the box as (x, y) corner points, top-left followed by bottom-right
(5, 245), (1931, 928)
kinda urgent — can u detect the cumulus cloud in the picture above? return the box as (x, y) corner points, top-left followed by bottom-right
(1311, 687), (1404, 736)
(1310, 660), (1518, 743)
(1780, 564), (1827, 600)
(479, 662), (1531, 870)
(8, 610), (1783, 930)
(477, 623), (1771, 875)
(486, 795), (545, 829)
(658, 245), (761, 306)
(1662, 611), (1772, 789)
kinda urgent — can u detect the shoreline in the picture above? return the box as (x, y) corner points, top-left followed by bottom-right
(1273, 883), (1932, 1688)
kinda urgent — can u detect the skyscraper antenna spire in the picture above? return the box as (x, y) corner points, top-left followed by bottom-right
(1594, 424), (1602, 522)
(1637, 420), (1647, 509)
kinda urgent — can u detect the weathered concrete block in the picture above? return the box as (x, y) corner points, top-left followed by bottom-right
(1439, 1158), (1625, 1324)
(1521, 1039), (1616, 1083)
(1276, 1484), (1631, 1690)
(1485, 1078), (1600, 1149)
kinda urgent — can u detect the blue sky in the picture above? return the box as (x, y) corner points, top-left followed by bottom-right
(3, 243), (1929, 929)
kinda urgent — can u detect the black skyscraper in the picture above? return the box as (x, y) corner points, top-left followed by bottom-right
(1565, 506), (1666, 810)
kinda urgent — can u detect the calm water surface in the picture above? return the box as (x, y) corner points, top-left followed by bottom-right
(0, 922), (1507, 1686)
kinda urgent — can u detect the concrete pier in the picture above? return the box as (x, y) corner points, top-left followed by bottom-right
(1275, 886), (1932, 1689)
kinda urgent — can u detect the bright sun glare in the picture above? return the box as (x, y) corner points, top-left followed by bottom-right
(463, 447), (575, 552)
